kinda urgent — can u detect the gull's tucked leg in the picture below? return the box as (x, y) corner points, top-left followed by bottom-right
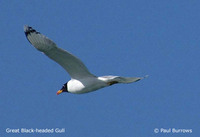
(107, 81), (119, 85)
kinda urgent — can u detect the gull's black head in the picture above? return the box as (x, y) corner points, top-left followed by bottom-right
(57, 82), (68, 95)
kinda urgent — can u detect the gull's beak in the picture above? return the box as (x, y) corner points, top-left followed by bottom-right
(56, 90), (63, 95)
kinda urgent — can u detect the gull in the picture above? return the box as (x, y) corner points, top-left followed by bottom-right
(24, 25), (147, 95)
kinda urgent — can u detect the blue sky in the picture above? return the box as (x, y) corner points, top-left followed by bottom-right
(0, 0), (199, 137)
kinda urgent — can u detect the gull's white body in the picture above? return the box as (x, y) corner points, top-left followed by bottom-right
(24, 25), (147, 94)
(67, 78), (107, 94)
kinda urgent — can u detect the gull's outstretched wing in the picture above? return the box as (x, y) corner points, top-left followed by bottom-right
(113, 76), (148, 83)
(24, 25), (95, 79)
(99, 75), (148, 85)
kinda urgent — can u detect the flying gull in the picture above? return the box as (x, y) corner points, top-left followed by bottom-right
(24, 25), (147, 95)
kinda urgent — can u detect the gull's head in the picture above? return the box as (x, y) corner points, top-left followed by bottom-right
(57, 82), (68, 95)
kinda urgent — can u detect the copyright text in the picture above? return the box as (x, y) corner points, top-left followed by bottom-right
(154, 128), (192, 134)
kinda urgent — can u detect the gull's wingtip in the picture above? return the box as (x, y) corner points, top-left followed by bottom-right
(24, 25), (29, 32)
(24, 25), (28, 28)
(24, 25), (31, 36)
(140, 75), (149, 80)
(23, 25), (39, 36)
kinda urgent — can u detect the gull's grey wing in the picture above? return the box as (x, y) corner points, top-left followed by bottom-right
(99, 75), (148, 85)
(113, 76), (145, 83)
(24, 25), (95, 79)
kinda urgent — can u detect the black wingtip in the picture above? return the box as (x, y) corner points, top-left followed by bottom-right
(24, 25), (40, 36)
